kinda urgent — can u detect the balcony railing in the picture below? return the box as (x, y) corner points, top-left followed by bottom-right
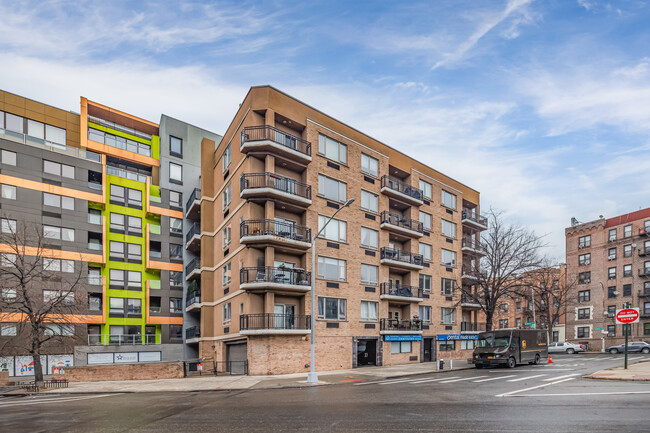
(186, 222), (201, 244)
(186, 293), (201, 308)
(639, 268), (650, 278)
(639, 247), (650, 257)
(240, 314), (311, 331)
(380, 283), (423, 299)
(240, 219), (311, 243)
(185, 258), (201, 276)
(461, 210), (488, 227)
(461, 294), (481, 305)
(380, 176), (424, 201)
(185, 187), (201, 213)
(380, 247), (424, 266)
(639, 290), (650, 299)
(461, 322), (486, 332)
(240, 267), (311, 286)
(186, 326), (200, 340)
(241, 125), (311, 156)
(462, 238), (484, 251)
(380, 318), (422, 332)
(240, 173), (311, 200)
(88, 334), (158, 345)
(462, 265), (480, 277)
(380, 211), (424, 233)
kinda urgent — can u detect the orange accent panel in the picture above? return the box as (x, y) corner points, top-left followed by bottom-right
(80, 97), (88, 149)
(145, 223), (150, 269)
(0, 244), (104, 263)
(146, 316), (183, 325)
(86, 99), (159, 129)
(148, 261), (183, 272)
(149, 206), (183, 219)
(87, 140), (159, 167)
(0, 313), (104, 324)
(0, 174), (104, 203)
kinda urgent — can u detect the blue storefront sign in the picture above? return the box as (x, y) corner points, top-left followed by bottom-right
(384, 335), (422, 342)
(437, 334), (478, 341)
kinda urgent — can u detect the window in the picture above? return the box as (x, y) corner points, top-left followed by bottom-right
(516, 302), (521, 312)
(419, 243), (432, 262)
(127, 299), (142, 317)
(439, 341), (455, 351)
(623, 284), (632, 296)
(1, 184), (16, 200)
(419, 306), (431, 324)
(318, 256), (346, 281)
(1, 218), (16, 233)
(608, 267), (616, 280)
(169, 162), (183, 184)
(170, 298), (182, 313)
(441, 278), (455, 296)
(43, 259), (74, 273)
(623, 244), (632, 257)
(623, 264), (632, 278)
(109, 298), (124, 315)
(88, 268), (101, 285)
(360, 190), (378, 213)
(170, 218), (182, 236)
(441, 248), (456, 267)
(461, 340), (475, 350)
(577, 327), (590, 338)
(441, 219), (456, 238)
(419, 274), (432, 293)
(1, 253), (15, 267)
(318, 297), (346, 320)
(318, 175), (346, 203)
(360, 227), (378, 249)
(110, 185), (125, 204)
(222, 183), (231, 210)
(578, 253), (591, 266)
(170, 271), (182, 288)
(43, 160), (75, 178)
(419, 211), (432, 231)
(5, 113), (23, 133)
(578, 272), (591, 284)
(223, 302), (232, 324)
(169, 244), (182, 261)
(128, 216), (142, 235)
(126, 243), (141, 262)
(43, 225), (74, 241)
(578, 290), (590, 302)
(318, 215), (347, 243)
(607, 325), (616, 337)
(110, 241), (124, 260)
(608, 286), (617, 298)
(645, 323), (650, 336)
(517, 318), (523, 328)
(499, 319), (509, 328)
(127, 271), (141, 290)
(222, 143), (231, 173)
(441, 190), (456, 209)
(170, 136), (183, 158)
(44, 324), (74, 336)
(577, 308), (590, 320)
(1, 289), (16, 302)
(0, 149), (16, 166)
(608, 248), (616, 260)
(169, 190), (182, 208)
(391, 341), (412, 354)
(420, 180), (432, 200)
(441, 307), (455, 324)
(609, 228), (617, 241)
(43, 193), (74, 210)
(223, 225), (231, 249)
(88, 209), (102, 225)
(578, 235), (590, 248)
(360, 301), (378, 322)
(624, 224), (632, 238)
(361, 153), (378, 177)
(1, 324), (17, 336)
(319, 134), (347, 164)
(607, 305), (616, 316)
(360, 264), (378, 285)
(222, 263), (232, 286)
(500, 303), (509, 313)
(43, 290), (74, 304)
(110, 213), (125, 232)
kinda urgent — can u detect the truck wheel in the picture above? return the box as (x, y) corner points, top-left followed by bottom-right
(533, 354), (541, 365)
(507, 357), (516, 368)
(567, 348), (575, 354)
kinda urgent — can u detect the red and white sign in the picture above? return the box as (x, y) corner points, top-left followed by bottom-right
(615, 308), (640, 324)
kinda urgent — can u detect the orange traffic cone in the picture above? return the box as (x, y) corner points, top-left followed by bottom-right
(548, 354), (553, 364)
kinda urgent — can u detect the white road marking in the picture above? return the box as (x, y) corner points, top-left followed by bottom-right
(496, 377), (576, 397)
(507, 374), (547, 382)
(542, 373), (579, 381)
(438, 376), (488, 384)
(0, 394), (116, 408)
(472, 375), (515, 383)
(628, 356), (644, 361)
(514, 390), (650, 397)
(376, 378), (427, 386)
(408, 376), (460, 384)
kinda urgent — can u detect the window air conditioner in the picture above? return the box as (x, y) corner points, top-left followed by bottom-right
(608, 255), (615, 260)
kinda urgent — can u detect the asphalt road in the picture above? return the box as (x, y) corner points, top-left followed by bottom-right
(1, 353), (648, 432)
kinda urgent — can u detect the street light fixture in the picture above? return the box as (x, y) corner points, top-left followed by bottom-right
(307, 198), (355, 384)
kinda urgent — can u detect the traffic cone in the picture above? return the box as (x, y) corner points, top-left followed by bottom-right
(548, 354), (553, 364)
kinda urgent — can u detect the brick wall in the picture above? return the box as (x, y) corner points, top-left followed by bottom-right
(61, 362), (184, 382)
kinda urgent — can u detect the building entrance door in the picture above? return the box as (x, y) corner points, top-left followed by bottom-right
(357, 339), (377, 366)
(423, 337), (434, 362)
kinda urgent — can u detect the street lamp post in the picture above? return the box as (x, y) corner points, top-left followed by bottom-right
(307, 198), (355, 384)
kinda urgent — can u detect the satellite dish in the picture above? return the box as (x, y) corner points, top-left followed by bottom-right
(570, 217), (579, 227)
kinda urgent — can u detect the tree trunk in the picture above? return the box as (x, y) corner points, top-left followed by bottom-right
(31, 339), (44, 384)
(485, 312), (493, 332)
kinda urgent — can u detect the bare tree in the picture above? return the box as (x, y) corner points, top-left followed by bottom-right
(0, 216), (86, 383)
(458, 209), (545, 332)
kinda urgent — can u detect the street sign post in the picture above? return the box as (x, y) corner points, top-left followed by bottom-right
(616, 307), (639, 369)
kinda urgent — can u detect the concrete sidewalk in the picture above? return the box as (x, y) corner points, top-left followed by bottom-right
(31, 361), (472, 394)
(586, 360), (650, 382)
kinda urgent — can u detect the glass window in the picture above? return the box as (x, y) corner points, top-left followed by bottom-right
(360, 301), (378, 321)
(127, 299), (141, 316)
(577, 327), (589, 338)
(578, 290), (590, 302)
(419, 211), (432, 231)
(623, 264), (632, 277)
(419, 274), (431, 293)
(441, 307), (456, 324)
(223, 302), (231, 323)
(169, 162), (183, 183)
(168, 244), (182, 260)
(1, 150), (16, 166)
(318, 256), (346, 281)
(360, 227), (378, 249)
(27, 119), (44, 139)
(578, 272), (591, 284)
(609, 228), (617, 241)
(127, 188), (142, 207)
(45, 125), (66, 146)
(1, 218), (16, 233)
(128, 271), (141, 289)
(317, 296), (346, 320)
(623, 284), (632, 296)
(441, 278), (455, 295)
(170, 217), (183, 235)
(170, 136), (183, 157)
(110, 241), (124, 259)
(578, 253), (591, 266)
(419, 243), (432, 262)
(61, 227), (74, 242)
(223, 184), (231, 210)
(169, 191), (182, 208)
(88, 209), (102, 225)
(441, 248), (456, 266)
(441, 219), (456, 238)
(360, 264), (378, 285)
(361, 153), (378, 177)
(1, 184), (16, 200)
(578, 235), (591, 248)
(608, 267), (616, 279)
(360, 190), (378, 213)
(6, 113), (23, 133)
(318, 215), (347, 243)
(222, 143), (231, 172)
(62, 196), (74, 210)
(43, 192), (60, 207)
(319, 134), (347, 164)
(43, 258), (60, 272)
(223, 225), (231, 249)
(110, 185), (125, 204)
(623, 244), (632, 257)
(419, 306), (431, 323)
(61, 260), (74, 273)
(1, 323), (17, 336)
(128, 216), (142, 235)
(44, 225), (61, 239)
(391, 341), (412, 353)
(1, 253), (16, 267)
(170, 298), (182, 313)
(110, 213), (125, 231)
(222, 262), (232, 286)
(44, 160), (60, 175)
(441, 190), (456, 209)
(88, 268), (101, 285)
(578, 308), (590, 320)
(624, 224), (632, 238)
(420, 180), (432, 200)
(608, 286), (617, 298)
(318, 175), (346, 203)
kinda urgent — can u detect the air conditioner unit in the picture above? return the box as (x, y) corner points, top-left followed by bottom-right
(608, 255), (615, 260)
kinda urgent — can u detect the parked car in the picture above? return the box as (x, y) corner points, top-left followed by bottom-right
(606, 341), (650, 354)
(548, 342), (585, 354)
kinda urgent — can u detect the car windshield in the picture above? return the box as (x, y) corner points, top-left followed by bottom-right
(477, 333), (511, 348)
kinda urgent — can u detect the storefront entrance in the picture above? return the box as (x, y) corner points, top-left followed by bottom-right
(356, 339), (377, 366)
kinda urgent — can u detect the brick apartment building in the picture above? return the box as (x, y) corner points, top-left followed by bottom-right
(566, 209), (650, 351)
(193, 86), (487, 375)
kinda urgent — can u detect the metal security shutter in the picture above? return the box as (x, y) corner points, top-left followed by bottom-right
(226, 341), (248, 374)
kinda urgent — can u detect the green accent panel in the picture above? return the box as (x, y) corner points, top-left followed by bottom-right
(150, 184), (160, 198)
(88, 202), (103, 211)
(150, 224), (161, 235)
(88, 122), (152, 146)
(149, 279), (161, 290)
(151, 135), (160, 161)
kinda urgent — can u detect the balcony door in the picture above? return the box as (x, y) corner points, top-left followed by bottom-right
(274, 260), (294, 284)
(274, 217), (295, 237)
(274, 304), (295, 329)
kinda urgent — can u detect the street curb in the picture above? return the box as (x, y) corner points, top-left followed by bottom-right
(583, 376), (650, 382)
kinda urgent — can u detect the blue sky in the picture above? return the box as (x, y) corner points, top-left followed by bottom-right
(1, 0), (649, 259)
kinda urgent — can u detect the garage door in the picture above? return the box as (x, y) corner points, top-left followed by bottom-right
(226, 341), (248, 374)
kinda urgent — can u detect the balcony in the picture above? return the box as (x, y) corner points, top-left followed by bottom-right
(639, 268), (650, 278)
(462, 238), (485, 256)
(240, 219), (311, 250)
(461, 322), (486, 333)
(240, 314), (311, 335)
(185, 187), (201, 220)
(380, 319), (423, 334)
(461, 265), (480, 281)
(380, 176), (424, 206)
(88, 334), (159, 345)
(379, 211), (424, 238)
(185, 258), (201, 281)
(379, 283), (423, 303)
(461, 210), (488, 231)
(186, 326), (200, 343)
(460, 294), (482, 309)
(240, 173), (311, 207)
(241, 125), (311, 164)
(186, 292), (201, 312)
(185, 221), (201, 251)
(240, 267), (311, 293)
(380, 247), (424, 270)
(639, 247), (650, 257)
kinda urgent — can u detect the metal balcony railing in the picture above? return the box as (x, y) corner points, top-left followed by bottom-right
(639, 268), (650, 278)
(240, 219), (311, 243)
(186, 326), (200, 340)
(185, 187), (201, 213)
(461, 210), (488, 227)
(241, 125), (311, 156)
(460, 322), (486, 332)
(88, 334), (158, 345)
(185, 258), (201, 276)
(380, 211), (424, 233)
(186, 293), (201, 308)
(380, 283), (423, 299)
(461, 294), (480, 305)
(639, 290), (650, 299)
(380, 318), (422, 332)
(240, 173), (311, 200)
(380, 247), (424, 266)
(240, 267), (311, 286)
(240, 314), (311, 331)
(186, 222), (201, 244)
(462, 238), (484, 251)
(380, 176), (424, 201)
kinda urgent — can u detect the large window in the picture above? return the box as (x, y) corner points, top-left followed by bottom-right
(577, 308), (590, 320)
(577, 327), (590, 338)
(360, 264), (378, 285)
(578, 290), (590, 302)
(623, 264), (632, 277)
(170, 217), (183, 236)
(624, 224), (632, 238)
(88, 128), (149, 156)
(170, 136), (183, 158)
(391, 341), (412, 354)
(361, 153), (378, 177)
(360, 190), (378, 213)
(441, 190), (456, 209)
(439, 341), (455, 351)
(578, 272), (591, 284)
(318, 297), (346, 321)
(43, 259), (74, 273)
(169, 162), (183, 184)
(361, 227), (378, 249)
(608, 286), (617, 298)
(441, 278), (455, 296)
(0, 149), (16, 166)
(44, 160), (75, 179)
(318, 175), (346, 203)
(419, 306), (431, 324)
(169, 244), (182, 261)
(441, 219), (456, 238)
(419, 274), (432, 293)
(1, 184), (16, 200)
(109, 185), (142, 208)
(319, 134), (347, 164)
(1, 324), (17, 336)
(318, 215), (347, 242)
(419, 243), (432, 262)
(609, 228), (617, 241)
(360, 301), (378, 322)
(43, 193), (74, 210)
(441, 307), (456, 324)
(43, 225), (74, 241)
(419, 180), (432, 201)
(441, 248), (456, 267)
(169, 190), (182, 208)
(318, 256), (346, 281)
(578, 235), (590, 248)
(623, 284), (632, 296)
(623, 244), (632, 257)
(170, 298), (182, 313)
(578, 253), (591, 266)
(419, 211), (432, 231)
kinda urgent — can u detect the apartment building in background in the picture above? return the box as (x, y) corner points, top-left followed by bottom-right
(194, 86), (487, 375)
(0, 90), (220, 374)
(565, 209), (650, 350)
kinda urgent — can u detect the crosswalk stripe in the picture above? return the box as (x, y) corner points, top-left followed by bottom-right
(628, 356), (643, 361)
(438, 376), (488, 384)
(542, 373), (579, 381)
(409, 376), (460, 384)
(507, 374), (546, 382)
(377, 377), (435, 385)
(473, 375), (515, 383)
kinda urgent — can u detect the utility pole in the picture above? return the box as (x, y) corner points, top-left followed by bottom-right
(531, 286), (535, 329)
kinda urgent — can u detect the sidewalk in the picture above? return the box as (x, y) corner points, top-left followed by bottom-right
(585, 360), (650, 382)
(29, 361), (472, 394)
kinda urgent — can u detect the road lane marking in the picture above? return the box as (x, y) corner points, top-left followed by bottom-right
(542, 373), (579, 381)
(514, 390), (650, 397)
(507, 374), (547, 382)
(496, 377), (576, 397)
(0, 394), (116, 408)
(628, 356), (643, 361)
(472, 375), (515, 382)
(438, 376), (487, 383)
(409, 376), (460, 384)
